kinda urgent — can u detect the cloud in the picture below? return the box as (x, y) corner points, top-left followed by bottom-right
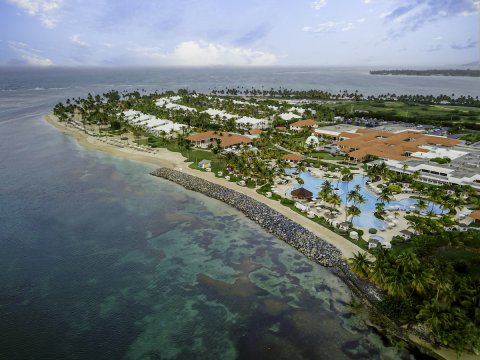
(311, 0), (327, 10)
(5, 0), (63, 28)
(70, 34), (89, 47)
(383, 0), (479, 38)
(8, 41), (53, 65)
(303, 21), (354, 33)
(126, 41), (277, 66)
(425, 44), (442, 52)
(451, 38), (478, 50)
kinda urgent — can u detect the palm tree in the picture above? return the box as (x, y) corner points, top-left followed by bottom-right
(356, 193), (366, 207)
(395, 252), (420, 273)
(410, 270), (433, 296)
(342, 168), (354, 219)
(417, 299), (450, 334)
(348, 252), (371, 278)
(347, 205), (361, 224)
(369, 260), (389, 286)
(377, 188), (392, 204)
(384, 271), (409, 297)
(375, 202), (385, 215)
(412, 170), (421, 182)
(318, 180), (333, 207)
(346, 190), (356, 220)
(416, 198), (428, 213)
(327, 193), (341, 215)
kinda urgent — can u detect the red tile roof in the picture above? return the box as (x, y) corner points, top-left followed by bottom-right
(283, 154), (305, 161)
(187, 131), (252, 148)
(469, 210), (480, 220)
(290, 119), (318, 128)
(336, 128), (460, 162)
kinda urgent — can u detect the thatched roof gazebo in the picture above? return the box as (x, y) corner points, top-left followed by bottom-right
(291, 187), (313, 201)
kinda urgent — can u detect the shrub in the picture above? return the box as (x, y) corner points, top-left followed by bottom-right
(271, 193), (282, 201)
(391, 235), (403, 245)
(431, 157), (451, 164)
(369, 228), (378, 234)
(387, 184), (402, 193)
(281, 198), (294, 205)
(378, 296), (418, 323)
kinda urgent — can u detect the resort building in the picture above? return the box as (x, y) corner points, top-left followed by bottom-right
(122, 110), (190, 137)
(187, 131), (252, 149)
(290, 119), (318, 132)
(279, 112), (302, 121)
(370, 145), (480, 190)
(282, 153), (305, 163)
(336, 128), (461, 162)
(468, 211), (480, 224)
(249, 128), (263, 139)
(305, 135), (320, 148)
(198, 160), (211, 169)
(201, 109), (238, 121)
(155, 97), (197, 112)
(312, 124), (360, 140)
(235, 116), (270, 129)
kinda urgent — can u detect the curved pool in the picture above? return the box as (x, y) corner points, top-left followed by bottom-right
(289, 171), (443, 229)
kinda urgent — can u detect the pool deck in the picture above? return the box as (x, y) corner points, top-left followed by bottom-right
(281, 167), (442, 246)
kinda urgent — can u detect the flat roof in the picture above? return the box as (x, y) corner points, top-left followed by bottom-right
(317, 124), (361, 133)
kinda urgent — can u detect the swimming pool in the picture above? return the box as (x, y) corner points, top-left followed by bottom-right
(288, 170), (443, 229)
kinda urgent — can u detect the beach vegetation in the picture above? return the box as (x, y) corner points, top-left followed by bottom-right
(349, 229), (480, 354)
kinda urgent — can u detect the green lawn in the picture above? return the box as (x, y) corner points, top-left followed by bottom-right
(308, 151), (345, 161)
(320, 100), (480, 125)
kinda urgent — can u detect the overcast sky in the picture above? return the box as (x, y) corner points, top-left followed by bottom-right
(1, 0), (478, 66)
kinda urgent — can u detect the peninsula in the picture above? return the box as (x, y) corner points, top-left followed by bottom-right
(49, 88), (480, 357)
(370, 69), (480, 77)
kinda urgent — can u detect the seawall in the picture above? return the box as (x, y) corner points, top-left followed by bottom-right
(151, 167), (343, 267)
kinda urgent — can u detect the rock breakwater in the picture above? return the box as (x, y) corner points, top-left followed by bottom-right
(151, 168), (342, 267)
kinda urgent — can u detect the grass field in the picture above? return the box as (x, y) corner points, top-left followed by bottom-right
(308, 151), (345, 160)
(322, 100), (480, 124)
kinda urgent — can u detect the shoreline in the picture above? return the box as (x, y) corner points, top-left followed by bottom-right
(44, 113), (366, 260)
(44, 113), (470, 360)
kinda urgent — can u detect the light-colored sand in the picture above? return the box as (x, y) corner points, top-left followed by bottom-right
(409, 335), (479, 360)
(44, 113), (366, 259)
(45, 114), (186, 169)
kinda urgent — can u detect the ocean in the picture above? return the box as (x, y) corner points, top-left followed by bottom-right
(1, 66), (468, 359)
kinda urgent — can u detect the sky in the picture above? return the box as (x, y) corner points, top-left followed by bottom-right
(0, 0), (478, 67)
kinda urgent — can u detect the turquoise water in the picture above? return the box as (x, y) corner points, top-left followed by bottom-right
(292, 171), (443, 228)
(0, 68), (438, 359)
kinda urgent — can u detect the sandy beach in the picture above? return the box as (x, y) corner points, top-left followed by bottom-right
(44, 113), (365, 259)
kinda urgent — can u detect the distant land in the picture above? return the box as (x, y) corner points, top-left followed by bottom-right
(370, 69), (480, 77)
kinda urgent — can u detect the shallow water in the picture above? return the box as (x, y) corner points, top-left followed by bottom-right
(0, 67), (438, 359)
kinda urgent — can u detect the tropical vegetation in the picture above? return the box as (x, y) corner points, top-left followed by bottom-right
(349, 230), (480, 354)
